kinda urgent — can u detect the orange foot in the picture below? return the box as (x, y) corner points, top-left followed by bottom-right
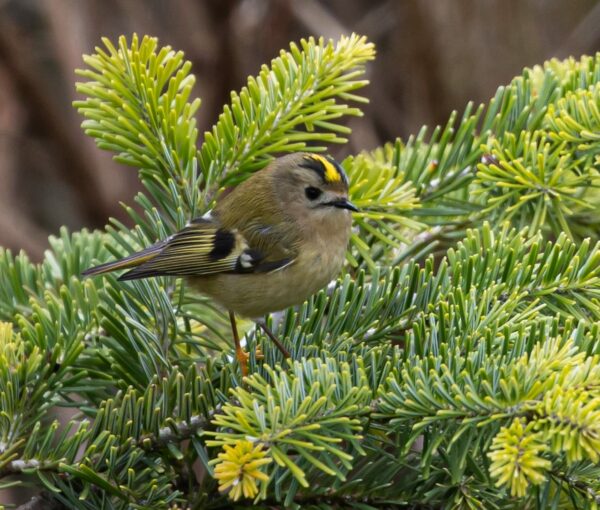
(236, 347), (250, 377)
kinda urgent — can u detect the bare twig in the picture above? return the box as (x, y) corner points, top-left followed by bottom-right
(16, 493), (63, 510)
(0, 16), (111, 226)
(556, 2), (600, 58)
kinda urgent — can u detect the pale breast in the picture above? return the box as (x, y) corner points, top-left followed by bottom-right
(192, 227), (349, 318)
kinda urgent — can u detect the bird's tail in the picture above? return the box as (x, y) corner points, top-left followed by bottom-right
(81, 241), (165, 280)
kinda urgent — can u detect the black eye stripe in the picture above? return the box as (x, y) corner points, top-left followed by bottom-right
(305, 186), (322, 200)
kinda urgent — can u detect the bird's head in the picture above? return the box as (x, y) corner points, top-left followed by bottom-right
(271, 153), (358, 226)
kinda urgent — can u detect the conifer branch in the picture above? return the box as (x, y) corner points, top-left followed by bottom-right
(3, 34), (600, 508)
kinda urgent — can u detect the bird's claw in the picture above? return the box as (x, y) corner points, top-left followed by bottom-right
(236, 348), (250, 377)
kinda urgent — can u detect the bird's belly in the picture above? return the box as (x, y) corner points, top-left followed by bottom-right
(191, 248), (345, 318)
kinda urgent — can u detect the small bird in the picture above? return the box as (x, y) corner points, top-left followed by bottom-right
(83, 153), (357, 375)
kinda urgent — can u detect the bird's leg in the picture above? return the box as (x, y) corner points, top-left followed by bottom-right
(258, 319), (291, 358)
(229, 311), (248, 376)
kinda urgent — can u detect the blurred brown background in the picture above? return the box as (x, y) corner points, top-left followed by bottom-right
(1, 0), (599, 261)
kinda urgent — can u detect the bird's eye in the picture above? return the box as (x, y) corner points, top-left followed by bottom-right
(305, 186), (322, 200)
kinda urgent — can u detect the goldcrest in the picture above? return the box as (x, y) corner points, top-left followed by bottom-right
(83, 153), (357, 374)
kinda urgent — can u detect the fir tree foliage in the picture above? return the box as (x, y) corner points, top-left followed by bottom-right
(1, 33), (600, 509)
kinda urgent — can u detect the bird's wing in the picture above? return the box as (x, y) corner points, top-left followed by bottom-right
(213, 180), (302, 264)
(82, 219), (294, 281)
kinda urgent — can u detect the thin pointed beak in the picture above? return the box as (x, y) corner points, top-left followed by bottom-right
(328, 198), (359, 212)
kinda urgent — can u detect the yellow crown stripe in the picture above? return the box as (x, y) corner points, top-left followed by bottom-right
(309, 154), (342, 183)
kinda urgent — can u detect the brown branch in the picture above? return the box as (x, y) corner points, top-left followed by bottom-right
(0, 16), (112, 227)
(16, 493), (64, 510)
(1, 410), (217, 479)
(551, 470), (600, 505)
(556, 2), (600, 58)
(138, 413), (213, 450)
(0, 459), (60, 478)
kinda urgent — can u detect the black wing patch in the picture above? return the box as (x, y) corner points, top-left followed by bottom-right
(210, 229), (236, 260)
